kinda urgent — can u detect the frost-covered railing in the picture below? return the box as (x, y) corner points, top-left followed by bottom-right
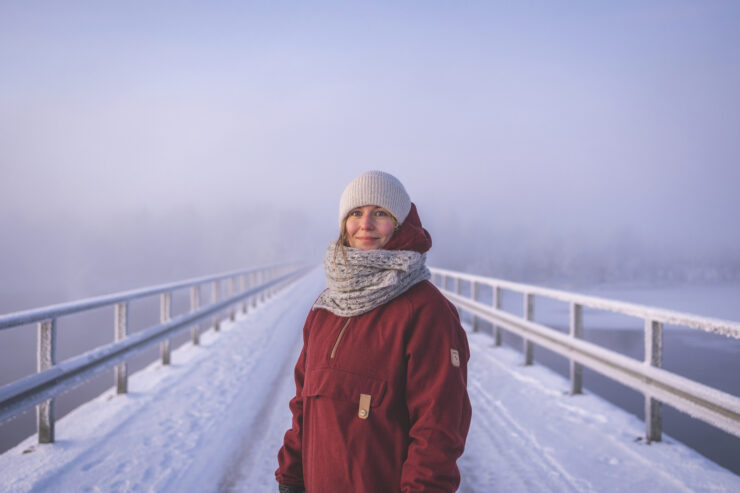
(430, 267), (740, 443)
(0, 262), (311, 444)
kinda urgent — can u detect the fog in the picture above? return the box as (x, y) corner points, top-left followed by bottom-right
(2, 1), (740, 311)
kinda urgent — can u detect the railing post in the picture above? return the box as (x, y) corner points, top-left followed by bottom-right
(645, 318), (663, 442)
(251, 272), (258, 308)
(523, 293), (534, 365)
(114, 303), (128, 394)
(259, 271), (266, 303)
(160, 292), (172, 365)
(212, 280), (221, 331)
(240, 274), (248, 314)
(190, 286), (200, 345)
(493, 286), (502, 346)
(472, 281), (480, 333)
(569, 302), (583, 395)
(37, 319), (57, 443)
(228, 277), (236, 321)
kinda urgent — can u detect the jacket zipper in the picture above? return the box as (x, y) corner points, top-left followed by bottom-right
(330, 318), (352, 359)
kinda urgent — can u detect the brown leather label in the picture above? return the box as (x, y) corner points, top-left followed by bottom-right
(358, 393), (371, 419)
(450, 348), (460, 367)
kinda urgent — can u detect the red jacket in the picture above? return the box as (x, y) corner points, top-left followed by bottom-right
(276, 204), (472, 492)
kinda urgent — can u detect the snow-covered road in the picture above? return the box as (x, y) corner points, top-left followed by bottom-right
(0, 269), (737, 492)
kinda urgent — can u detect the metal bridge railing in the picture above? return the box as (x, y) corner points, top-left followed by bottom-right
(0, 262), (311, 444)
(430, 267), (740, 443)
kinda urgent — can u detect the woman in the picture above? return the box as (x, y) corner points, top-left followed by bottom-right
(276, 171), (471, 493)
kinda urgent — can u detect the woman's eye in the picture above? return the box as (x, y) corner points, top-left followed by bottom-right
(350, 210), (362, 217)
(375, 210), (388, 216)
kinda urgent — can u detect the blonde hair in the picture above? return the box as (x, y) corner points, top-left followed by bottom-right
(332, 223), (349, 269)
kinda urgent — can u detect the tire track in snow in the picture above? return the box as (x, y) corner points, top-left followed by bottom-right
(459, 332), (708, 493)
(216, 269), (325, 492)
(217, 297), (308, 491)
(460, 371), (593, 493)
(470, 378), (594, 492)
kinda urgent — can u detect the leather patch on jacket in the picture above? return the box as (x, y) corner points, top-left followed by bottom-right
(358, 393), (372, 419)
(450, 348), (460, 367)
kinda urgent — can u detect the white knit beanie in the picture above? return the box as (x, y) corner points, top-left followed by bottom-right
(338, 171), (412, 230)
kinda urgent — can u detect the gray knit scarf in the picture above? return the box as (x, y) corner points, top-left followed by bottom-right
(313, 242), (431, 317)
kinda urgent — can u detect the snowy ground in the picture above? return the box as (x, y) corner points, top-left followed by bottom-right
(0, 269), (737, 492)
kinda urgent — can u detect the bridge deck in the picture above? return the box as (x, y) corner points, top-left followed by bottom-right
(0, 269), (737, 492)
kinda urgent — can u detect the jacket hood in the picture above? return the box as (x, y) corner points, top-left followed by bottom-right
(383, 203), (432, 254)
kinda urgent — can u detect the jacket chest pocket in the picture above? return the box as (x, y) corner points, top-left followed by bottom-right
(303, 368), (387, 419)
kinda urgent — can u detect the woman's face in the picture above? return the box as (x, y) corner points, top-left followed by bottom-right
(345, 205), (396, 250)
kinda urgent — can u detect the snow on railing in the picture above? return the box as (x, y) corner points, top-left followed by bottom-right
(0, 263), (311, 445)
(430, 267), (740, 443)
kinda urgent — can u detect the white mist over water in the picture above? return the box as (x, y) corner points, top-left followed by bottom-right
(2, 2), (739, 299)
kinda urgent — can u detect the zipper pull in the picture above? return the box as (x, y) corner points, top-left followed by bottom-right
(330, 318), (352, 359)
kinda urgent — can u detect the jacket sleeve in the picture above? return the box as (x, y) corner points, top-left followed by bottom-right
(275, 312), (313, 487)
(401, 294), (472, 493)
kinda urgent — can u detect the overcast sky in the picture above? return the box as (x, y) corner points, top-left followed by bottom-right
(1, 1), (739, 299)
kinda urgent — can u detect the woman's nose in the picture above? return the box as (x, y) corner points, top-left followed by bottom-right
(359, 214), (375, 229)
